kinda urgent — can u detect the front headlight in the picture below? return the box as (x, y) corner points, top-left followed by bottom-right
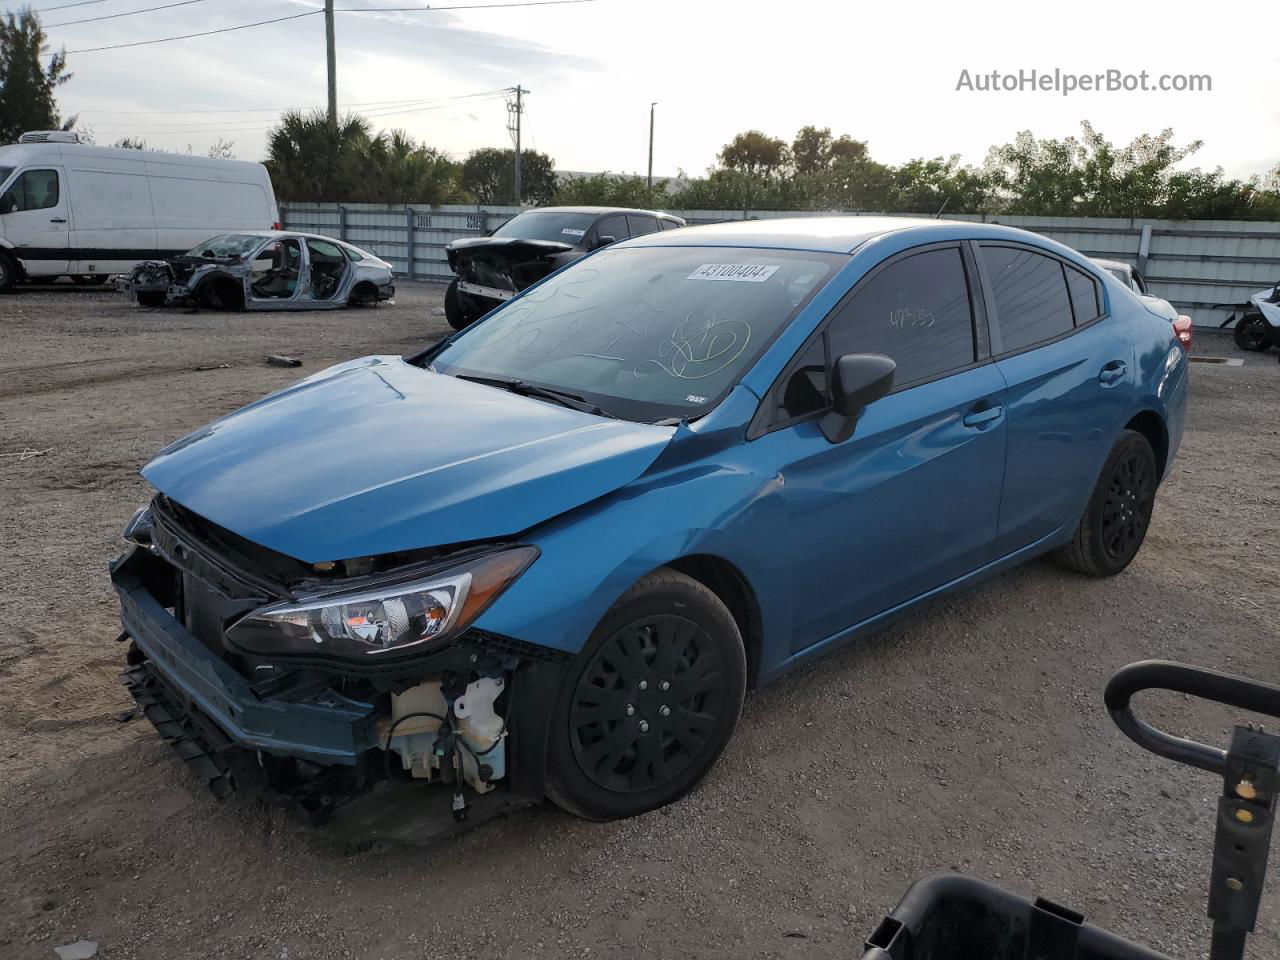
(225, 546), (537, 661)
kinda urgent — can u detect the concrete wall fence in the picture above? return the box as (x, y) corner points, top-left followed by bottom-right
(280, 202), (1280, 329)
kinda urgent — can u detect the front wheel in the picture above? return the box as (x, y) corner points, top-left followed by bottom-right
(1234, 314), (1272, 352)
(547, 568), (746, 820)
(0, 253), (16, 293)
(1055, 429), (1158, 577)
(136, 291), (165, 308)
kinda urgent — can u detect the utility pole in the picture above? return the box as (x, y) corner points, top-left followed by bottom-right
(647, 102), (656, 191)
(324, 0), (337, 124)
(506, 86), (527, 205)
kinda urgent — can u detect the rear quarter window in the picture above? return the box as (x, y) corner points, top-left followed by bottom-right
(1065, 265), (1102, 325)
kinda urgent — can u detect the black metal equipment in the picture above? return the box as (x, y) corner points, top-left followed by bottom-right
(858, 660), (1280, 960)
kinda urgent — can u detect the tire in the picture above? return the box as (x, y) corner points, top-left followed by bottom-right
(1234, 314), (1272, 352)
(72, 274), (109, 286)
(136, 291), (165, 308)
(1055, 429), (1158, 577)
(0, 252), (16, 293)
(444, 278), (471, 331)
(547, 568), (747, 821)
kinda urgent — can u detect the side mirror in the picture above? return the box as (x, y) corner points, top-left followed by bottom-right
(820, 353), (896, 443)
(591, 234), (616, 250)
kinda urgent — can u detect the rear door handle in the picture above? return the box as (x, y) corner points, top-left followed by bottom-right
(963, 404), (1004, 428)
(1099, 360), (1127, 385)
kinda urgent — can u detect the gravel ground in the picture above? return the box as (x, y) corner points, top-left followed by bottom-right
(1, 283), (1278, 960)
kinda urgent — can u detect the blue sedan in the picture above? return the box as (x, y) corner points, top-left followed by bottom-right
(112, 217), (1189, 825)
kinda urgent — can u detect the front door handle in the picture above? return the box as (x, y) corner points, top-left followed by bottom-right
(1099, 360), (1128, 385)
(962, 404), (1004, 428)
(49, 217), (67, 223)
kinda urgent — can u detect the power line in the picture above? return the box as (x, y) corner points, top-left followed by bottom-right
(45, 0), (216, 28)
(86, 93), (509, 133)
(64, 0), (593, 54)
(67, 9), (319, 53)
(76, 89), (509, 115)
(27, 0), (110, 12)
(334, 0), (592, 10)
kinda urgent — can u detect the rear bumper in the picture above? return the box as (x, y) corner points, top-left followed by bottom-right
(111, 548), (378, 766)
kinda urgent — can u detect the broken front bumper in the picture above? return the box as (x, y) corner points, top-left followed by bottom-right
(111, 548), (380, 767)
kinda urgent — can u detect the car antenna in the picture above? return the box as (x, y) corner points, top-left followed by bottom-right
(934, 197), (950, 218)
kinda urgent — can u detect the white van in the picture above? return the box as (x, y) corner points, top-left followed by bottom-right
(0, 131), (279, 291)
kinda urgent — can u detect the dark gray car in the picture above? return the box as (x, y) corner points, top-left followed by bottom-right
(443, 206), (685, 330)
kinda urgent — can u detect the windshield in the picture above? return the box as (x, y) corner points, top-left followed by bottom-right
(185, 234), (265, 259)
(429, 246), (842, 421)
(491, 211), (596, 244)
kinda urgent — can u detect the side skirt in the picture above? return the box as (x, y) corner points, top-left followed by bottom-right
(760, 521), (1075, 685)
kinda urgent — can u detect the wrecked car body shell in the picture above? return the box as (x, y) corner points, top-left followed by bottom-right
(444, 206), (686, 327)
(119, 230), (394, 310)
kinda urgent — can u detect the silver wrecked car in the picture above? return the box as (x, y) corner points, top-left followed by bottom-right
(120, 231), (394, 310)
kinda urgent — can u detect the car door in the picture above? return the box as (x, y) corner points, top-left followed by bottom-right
(626, 214), (661, 238)
(977, 243), (1133, 555)
(0, 167), (70, 275)
(749, 243), (1008, 651)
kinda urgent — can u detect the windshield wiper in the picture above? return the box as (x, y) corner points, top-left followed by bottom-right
(454, 374), (618, 419)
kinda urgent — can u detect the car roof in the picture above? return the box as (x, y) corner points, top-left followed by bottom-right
(513, 205), (683, 220)
(1090, 257), (1132, 272)
(615, 216), (974, 253)
(211, 230), (358, 246)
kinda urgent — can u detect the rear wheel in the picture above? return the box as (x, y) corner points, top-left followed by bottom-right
(547, 568), (746, 821)
(136, 291), (165, 308)
(0, 253), (16, 293)
(444, 278), (471, 331)
(1234, 314), (1272, 352)
(1055, 429), (1157, 577)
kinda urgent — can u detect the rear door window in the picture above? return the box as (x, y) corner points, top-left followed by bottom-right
(826, 246), (977, 389)
(982, 246), (1075, 353)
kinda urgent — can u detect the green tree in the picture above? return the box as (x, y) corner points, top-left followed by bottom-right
(265, 111), (374, 202)
(719, 130), (789, 178)
(557, 171), (668, 208)
(361, 129), (458, 204)
(0, 9), (73, 144)
(460, 147), (558, 205)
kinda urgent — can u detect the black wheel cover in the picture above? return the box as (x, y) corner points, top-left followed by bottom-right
(569, 614), (725, 794)
(1102, 448), (1155, 561)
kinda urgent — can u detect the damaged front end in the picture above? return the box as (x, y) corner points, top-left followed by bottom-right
(118, 255), (240, 308)
(112, 496), (567, 835)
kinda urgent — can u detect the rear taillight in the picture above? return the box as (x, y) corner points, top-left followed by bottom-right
(1173, 315), (1193, 351)
(271, 222), (282, 230)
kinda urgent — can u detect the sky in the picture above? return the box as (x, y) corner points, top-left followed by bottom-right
(23, 0), (1280, 183)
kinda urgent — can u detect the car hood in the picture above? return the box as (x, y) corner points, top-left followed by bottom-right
(142, 356), (675, 563)
(446, 236), (576, 259)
